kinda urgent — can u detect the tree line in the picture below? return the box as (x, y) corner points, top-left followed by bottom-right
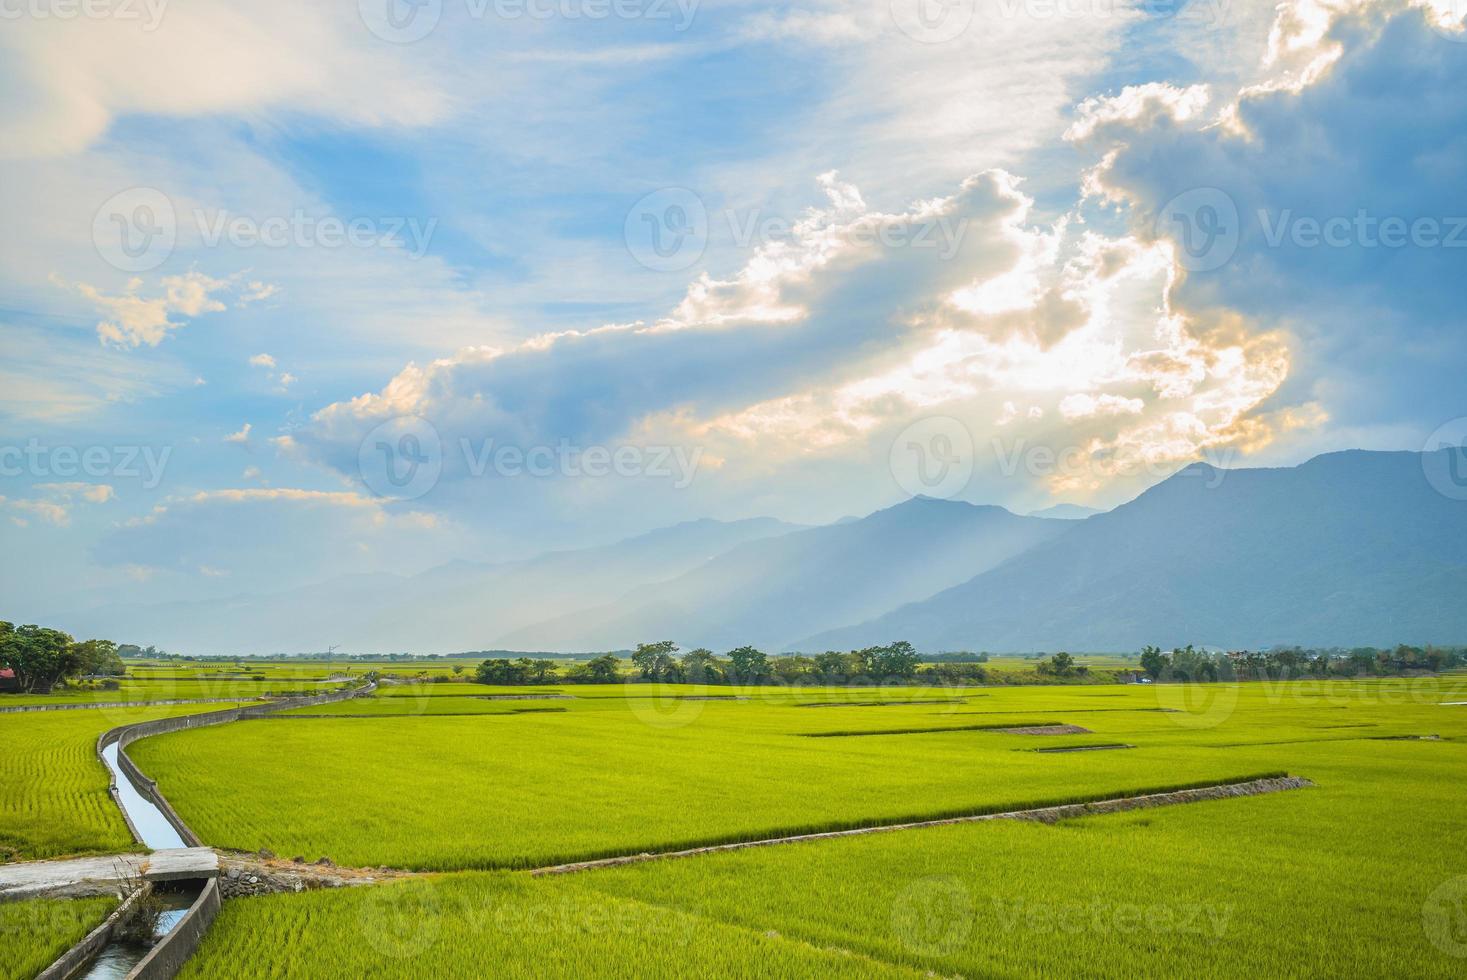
(1138, 644), (1467, 682)
(473, 641), (953, 686)
(0, 621), (127, 694)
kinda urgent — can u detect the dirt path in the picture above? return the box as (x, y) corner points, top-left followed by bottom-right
(529, 775), (1313, 876)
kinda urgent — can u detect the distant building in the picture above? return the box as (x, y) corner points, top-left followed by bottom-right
(0, 668), (18, 693)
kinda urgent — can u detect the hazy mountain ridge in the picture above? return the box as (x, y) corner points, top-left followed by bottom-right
(802, 450), (1467, 651)
(499, 497), (1070, 651)
(54, 517), (804, 654)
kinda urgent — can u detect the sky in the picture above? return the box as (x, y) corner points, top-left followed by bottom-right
(2, 0), (1465, 619)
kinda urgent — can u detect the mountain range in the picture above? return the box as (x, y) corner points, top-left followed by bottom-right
(53, 449), (1467, 653)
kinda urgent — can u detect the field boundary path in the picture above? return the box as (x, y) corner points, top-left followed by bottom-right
(0, 848), (219, 901)
(27, 679), (376, 980)
(529, 775), (1313, 876)
(0, 698), (262, 715)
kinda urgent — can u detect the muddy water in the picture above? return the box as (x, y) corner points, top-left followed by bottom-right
(79, 888), (197, 980)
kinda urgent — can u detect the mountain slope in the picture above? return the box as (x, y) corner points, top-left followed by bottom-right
(499, 497), (1070, 651)
(803, 450), (1467, 651)
(56, 517), (803, 654)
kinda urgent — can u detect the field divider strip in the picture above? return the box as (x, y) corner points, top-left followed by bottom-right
(527, 775), (1312, 877)
(51, 680), (379, 980)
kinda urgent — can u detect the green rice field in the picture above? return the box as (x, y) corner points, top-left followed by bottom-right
(0, 702), (249, 861)
(6, 675), (1466, 977)
(161, 676), (1467, 977)
(0, 896), (116, 980)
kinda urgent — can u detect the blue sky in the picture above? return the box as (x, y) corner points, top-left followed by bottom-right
(2, 0), (1465, 621)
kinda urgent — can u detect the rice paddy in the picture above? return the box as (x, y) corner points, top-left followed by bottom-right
(0, 896), (116, 980)
(0, 703), (250, 861)
(7, 674), (1466, 977)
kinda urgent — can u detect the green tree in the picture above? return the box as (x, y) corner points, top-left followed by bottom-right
(72, 639), (124, 676)
(868, 641), (920, 678)
(520, 659), (559, 683)
(771, 655), (815, 683)
(631, 641), (680, 680)
(1139, 645), (1167, 680)
(474, 659), (523, 685)
(679, 648), (723, 683)
(726, 645), (770, 683)
(813, 651), (846, 681)
(0, 622), (80, 693)
(568, 654), (621, 684)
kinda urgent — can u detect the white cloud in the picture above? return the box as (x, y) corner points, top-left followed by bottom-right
(238, 280), (279, 305)
(59, 270), (231, 348)
(0, 2), (447, 159)
(224, 423), (252, 445)
(0, 482), (116, 527)
(248, 353), (276, 369)
(1058, 393), (1147, 421)
(291, 167), (1294, 513)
